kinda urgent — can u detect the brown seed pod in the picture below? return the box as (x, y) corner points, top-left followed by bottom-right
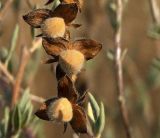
(42, 37), (102, 76)
(45, 0), (83, 11)
(23, 3), (79, 38)
(35, 75), (87, 134)
(70, 104), (87, 133)
(56, 64), (88, 100)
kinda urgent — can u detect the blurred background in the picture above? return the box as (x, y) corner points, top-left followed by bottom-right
(1, 0), (160, 138)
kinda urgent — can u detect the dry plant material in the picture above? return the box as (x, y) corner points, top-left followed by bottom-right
(56, 65), (88, 97)
(23, 3), (79, 38)
(42, 37), (102, 77)
(35, 75), (87, 133)
(23, 0), (102, 135)
(45, 0), (83, 11)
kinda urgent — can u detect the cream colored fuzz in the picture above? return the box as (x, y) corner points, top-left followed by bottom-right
(50, 98), (73, 122)
(59, 50), (85, 76)
(41, 17), (66, 38)
(79, 0), (83, 7)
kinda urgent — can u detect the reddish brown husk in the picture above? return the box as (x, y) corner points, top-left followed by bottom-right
(58, 75), (78, 103)
(70, 104), (87, 133)
(45, 0), (82, 11)
(23, 3), (78, 29)
(35, 75), (87, 134)
(42, 37), (102, 60)
(24, 0), (103, 135)
(45, 0), (54, 5)
(35, 98), (58, 121)
(23, 9), (52, 28)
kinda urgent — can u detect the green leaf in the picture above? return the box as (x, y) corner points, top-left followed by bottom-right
(106, 1), (118, 31)
(3, 107), (10, 136)
(11, 105), (22, 133)
(87, 102), (96, 123)
(106, 49), (115, 61)
(88, 92), (100, 120)
(52, 0), (60, 10)
(0, 107), (10, 137)
(95, 102), (105, 136)
(21, 101), (33, 126)
(18, 88), (34, 126)
(19, 88), (30, 110)
(148, 24), (160, 39)
(5, 24), (19, 67)
(0, 47), (8, 62)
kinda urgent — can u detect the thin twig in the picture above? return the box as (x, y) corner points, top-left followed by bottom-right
(0, 0), (13, 21)
(0, 38), (44, 104)
(114, 0), (131, 138)
(11, 38), (42, 106)
(5, 25), (19, 67)
(0, 61), (14, 82)
(0, 60), (44, 103)
(149, 0), (160, 24)
(73, 133), (79, 138)
(30, 38), (42, 54)
(11, 46), (30, 107)
(149, 0), (160, 57)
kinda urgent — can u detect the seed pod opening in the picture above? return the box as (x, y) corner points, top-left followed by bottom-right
(41, 17), (66, 38)
(47, 98), (73, 122)
(59, 49), (85, 76)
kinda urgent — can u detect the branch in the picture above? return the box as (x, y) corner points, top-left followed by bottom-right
(0, 0), (13, 21)
(149, 0), (160, 24)
(0, 60), (44, 104)
(11, 46), (30, 107)
(0, 38), (44, 104)
(149, 0), (160, 57)
(114, 0), (131, 138)
(0, 61), (14, 82)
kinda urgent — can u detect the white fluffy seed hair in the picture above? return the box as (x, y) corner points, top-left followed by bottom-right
(41, 17), (66, 38)
(47, 98), (73, 122)
(59, 50), (85, 76)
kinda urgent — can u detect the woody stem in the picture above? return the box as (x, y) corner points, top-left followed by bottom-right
(114, 0), (132, 138)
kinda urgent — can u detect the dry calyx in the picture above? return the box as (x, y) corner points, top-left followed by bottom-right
(56, 64), (88, 97)
(23, 0), (102, 135)
(35, 75), (87, 133)
(23, 3), (80, 38)
(42, 37), (102, 78)
(45, 0), (83, 11)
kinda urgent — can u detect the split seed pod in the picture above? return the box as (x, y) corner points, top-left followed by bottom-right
(42, 37), (102, 77)
(56, 64), (88, 98)
(35, 75), (87, 134)
(23, 3), (79, 38)
(45, 0), (83, 11)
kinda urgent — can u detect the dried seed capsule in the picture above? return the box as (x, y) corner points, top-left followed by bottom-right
(59, 50), (85, 76)
(41, 17), (66, 38)
(47, 98), (73, 122)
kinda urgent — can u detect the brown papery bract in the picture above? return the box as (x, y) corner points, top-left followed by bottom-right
(45, 0), (83, 11)
(23, 0), (102, 135)
(23, 3), (79, 38)
(35, 75), (87, 133)
(42, 37), (102, 76)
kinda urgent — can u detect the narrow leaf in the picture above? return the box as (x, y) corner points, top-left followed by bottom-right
(95, 102), (105, 136)
(5, 24), (19, 67)
(88, 92), (100, 120)
(12, 106), (22, 133)
(3, 107), (10, 136)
